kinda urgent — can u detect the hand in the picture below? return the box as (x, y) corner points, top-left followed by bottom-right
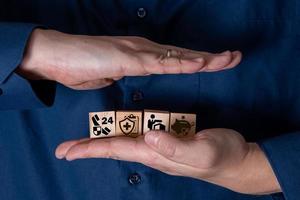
(55, 129), (281, 195)
(18, 29), (242, 90)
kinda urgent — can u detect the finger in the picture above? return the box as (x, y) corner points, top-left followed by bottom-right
(204, 51), (242, 72)
(63, 136), (182, 172)
(55, 138), (91, 159)
(144, 131), (190, 161)
(65, 136), (149, 161)
(63, 136), (204, 178)
(186, 50), (242, 72)
(201, 50), (233, 72)
(144, 131), (219, 169)
(67, 78), (115, 90)
(224, 50), (242, 69)
(138, 50), (206, 74)
(156, 44), (240, 72)
(115, 36), (241, 75)
(139, 50), (240, 75)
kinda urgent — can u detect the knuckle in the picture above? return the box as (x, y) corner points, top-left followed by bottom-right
(131, 36), (149, 43)
(117, 36), (148, 50)
(193, 58), (206, 71)
(135, 51), (159, 74)
(117, 54), (131, 75)
(117, 38), (138, 50)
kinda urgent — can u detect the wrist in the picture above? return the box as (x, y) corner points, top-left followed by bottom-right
(206, 142), (281, 195)
(223, 143), (281, 195)
(18, 29), (65, 81)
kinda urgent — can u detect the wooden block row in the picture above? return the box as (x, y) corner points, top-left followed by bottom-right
(89, 110), (196, 138)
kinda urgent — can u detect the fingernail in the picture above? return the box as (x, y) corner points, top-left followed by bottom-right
(145, 132), (160, 146)
(66, 155), (75, 161)
(55, 150), (65, 159)
(56, 154), (65, 159)
(232, 51), (241, 57)
(219, 50), (231, 55)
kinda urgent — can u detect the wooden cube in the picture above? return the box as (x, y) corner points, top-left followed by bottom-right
(143, 110), (170, 133)
(116, 111), (143, 137)
(89, 111), (116, 138)
(170, 113), (196, 137)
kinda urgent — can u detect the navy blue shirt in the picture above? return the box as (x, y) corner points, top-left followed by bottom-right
(0, 1), (300, 200)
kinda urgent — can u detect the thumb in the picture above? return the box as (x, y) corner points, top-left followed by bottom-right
(144, 131), (219, 169)
(144, 131), (188, 161)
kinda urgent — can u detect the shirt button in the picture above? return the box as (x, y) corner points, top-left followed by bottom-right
(128, 173), (141, 185)
(137, 7), (147, 18)
(0, 88), (3, 96)
(132, 91), (144, 102)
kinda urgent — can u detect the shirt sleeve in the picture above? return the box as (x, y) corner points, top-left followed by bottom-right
(0, 22), (56, 110)
(259, 132), (300, 200)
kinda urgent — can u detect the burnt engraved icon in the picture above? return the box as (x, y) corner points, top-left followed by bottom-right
(91, 114), (113, 136)
(147, 114), (166, 131)
(171, 116), (194, 136)
(119, 114), (139, 136)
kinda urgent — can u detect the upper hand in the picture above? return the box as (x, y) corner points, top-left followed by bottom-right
(19, 29), (242, 90)
(55, 128), (281, 195)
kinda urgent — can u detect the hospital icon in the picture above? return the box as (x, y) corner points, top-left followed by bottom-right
(116, 111), (143, 137)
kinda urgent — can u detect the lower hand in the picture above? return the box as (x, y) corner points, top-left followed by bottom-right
(19, 29), (242, 90)
(55, 128), (281, 195)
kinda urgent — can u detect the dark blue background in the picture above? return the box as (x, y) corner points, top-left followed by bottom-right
(0, 1), (300, 199)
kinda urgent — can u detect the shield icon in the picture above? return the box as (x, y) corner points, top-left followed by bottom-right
(119, 117), (136, 135)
